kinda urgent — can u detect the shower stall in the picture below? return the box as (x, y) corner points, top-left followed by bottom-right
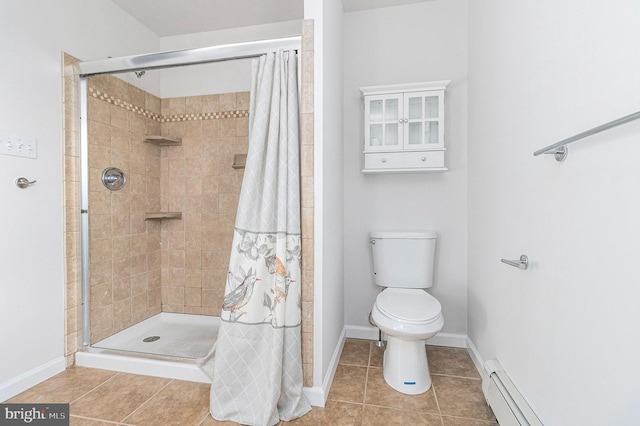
(63, 35), (314, 383)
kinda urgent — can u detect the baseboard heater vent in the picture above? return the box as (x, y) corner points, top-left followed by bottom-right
(483, 360), (543, 426)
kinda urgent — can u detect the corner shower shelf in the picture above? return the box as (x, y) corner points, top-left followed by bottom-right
(143, 135), (182, 146)
(144, 212), (182, 221)
(232, 153), (247, 169)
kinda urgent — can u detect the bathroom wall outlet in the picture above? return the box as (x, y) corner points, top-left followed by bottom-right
(0, 131), (37, 159)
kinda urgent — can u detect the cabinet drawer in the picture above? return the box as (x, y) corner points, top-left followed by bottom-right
(403, 150), (444, 168)
(364, 152), (403, 169)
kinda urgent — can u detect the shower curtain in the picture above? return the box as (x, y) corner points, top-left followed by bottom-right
(198, 49), (311, 425)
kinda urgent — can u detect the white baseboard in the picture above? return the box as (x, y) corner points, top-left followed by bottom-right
(345, 325), (379, 340)
(303, 327), (346, 407)
(344, 325), (467, 348)
(465, 336), (486, 380)
(0, 357), (66, 402)
(428, 332), (467, 348)
(302, 385), (325, 407)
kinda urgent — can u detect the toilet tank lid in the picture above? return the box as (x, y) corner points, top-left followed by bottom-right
(369, 231), (437, 239)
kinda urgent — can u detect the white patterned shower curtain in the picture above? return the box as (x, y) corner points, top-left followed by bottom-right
(198, 49), (311, 425)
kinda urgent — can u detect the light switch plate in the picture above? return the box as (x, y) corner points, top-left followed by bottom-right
(0, 131), (37, 159)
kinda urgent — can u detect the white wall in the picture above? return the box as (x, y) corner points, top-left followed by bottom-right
(158, 21), (302, 98)
(304, 0), (345, 395)
(343, 1), (468, 335)
(320, 0), (345, 382)
(0, 0), (159, 399)
(468, 1), (640, 424)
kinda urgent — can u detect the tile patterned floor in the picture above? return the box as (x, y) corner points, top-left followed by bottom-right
(4, 339), (496, 425)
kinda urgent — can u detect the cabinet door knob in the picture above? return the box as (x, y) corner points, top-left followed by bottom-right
(421, 156), (426, 161)
(381, 158), (387, 163)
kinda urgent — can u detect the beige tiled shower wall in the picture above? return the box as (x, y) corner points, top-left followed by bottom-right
(63, 53), (82, 367)
(63, 20), (315, 384)
(158, 93), (249, 315)
(86, 75), (164, 343)
(84, 82), (255, 338)
(300, 19), (314, 387)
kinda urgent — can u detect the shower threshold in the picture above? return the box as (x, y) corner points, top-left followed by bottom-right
(76, 313), (219, 383)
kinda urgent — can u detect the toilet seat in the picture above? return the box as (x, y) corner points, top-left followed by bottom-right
(376, 288), (441, 324)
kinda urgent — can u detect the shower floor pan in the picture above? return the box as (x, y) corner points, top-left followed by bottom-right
(76, 313), (219, 383)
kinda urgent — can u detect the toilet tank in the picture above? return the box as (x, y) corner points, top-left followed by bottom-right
(369, 231), (437, 289)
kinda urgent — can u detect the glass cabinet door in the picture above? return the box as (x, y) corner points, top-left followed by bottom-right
(403, 91), (444, 149)
(361, 81), (449, 172)
(365, 94), (403, 151)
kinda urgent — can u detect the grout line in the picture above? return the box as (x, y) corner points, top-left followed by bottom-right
(441, 414), (497, 424)
(362, 343), (372, 405)
(119, 378), (175, 424)
(70, 414), (121, 424)
(430, 376), (444, 426)
(361, 401), (440, 414)
(326, 396), (366, 406)
(338, 361), (370, 368)
(196, 410), (211, 426)
(68, 369), (120, 405)
(431, 372), (482, 381)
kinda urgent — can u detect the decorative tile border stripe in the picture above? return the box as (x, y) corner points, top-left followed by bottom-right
(162, 110), (249, 122)
(89, 87), (161, 121)
(88, 87), (248, 122)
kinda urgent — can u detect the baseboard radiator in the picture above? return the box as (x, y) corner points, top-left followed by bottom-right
(482, 360), (543, 426)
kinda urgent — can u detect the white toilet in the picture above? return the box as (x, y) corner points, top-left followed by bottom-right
(370, 231), (444, 395)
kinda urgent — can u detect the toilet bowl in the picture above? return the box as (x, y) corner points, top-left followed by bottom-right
(369, 231), (443, 395)
(372, 288), (443, 394)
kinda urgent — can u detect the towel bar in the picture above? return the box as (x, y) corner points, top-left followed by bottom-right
(534, 110), (640, 162)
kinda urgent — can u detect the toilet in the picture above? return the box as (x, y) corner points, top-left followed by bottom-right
(370, 231), (443, 395)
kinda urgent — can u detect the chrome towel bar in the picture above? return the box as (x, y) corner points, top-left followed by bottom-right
(533, 110), (640, 162)
(501, 255), (529, 270)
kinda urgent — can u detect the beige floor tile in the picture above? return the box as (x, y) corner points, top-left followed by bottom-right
(364, 367), (439, 414)
(432, 375), (495, 422)
(442, 415), (498, 425)
(285, 400), (363, 425)
(5, 367), (117, 404)
(427, 346), (481, 379)
(5, 341), (497, 426)
(327, 364), (367, 404)
(339, 339), (371, 366)
(362, 405), (442, 425)
(70, 373), (170, 422)
(198, 414), (242, 425)
(369, 342), (384, 368)
(69, 416), (115, 425)
(123, 379), (210, 426)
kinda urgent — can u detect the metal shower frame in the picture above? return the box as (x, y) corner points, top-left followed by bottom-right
(76, 36), (302, 347)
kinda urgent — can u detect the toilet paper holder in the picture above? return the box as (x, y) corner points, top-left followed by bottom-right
(501, 255), (529, 270)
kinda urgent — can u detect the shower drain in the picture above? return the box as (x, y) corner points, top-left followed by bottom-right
(143, 336), (160, 342)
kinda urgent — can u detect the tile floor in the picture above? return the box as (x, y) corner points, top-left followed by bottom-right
(5, 339), (496, 425)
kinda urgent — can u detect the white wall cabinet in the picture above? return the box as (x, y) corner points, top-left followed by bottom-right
(360, 81), (450, 173)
